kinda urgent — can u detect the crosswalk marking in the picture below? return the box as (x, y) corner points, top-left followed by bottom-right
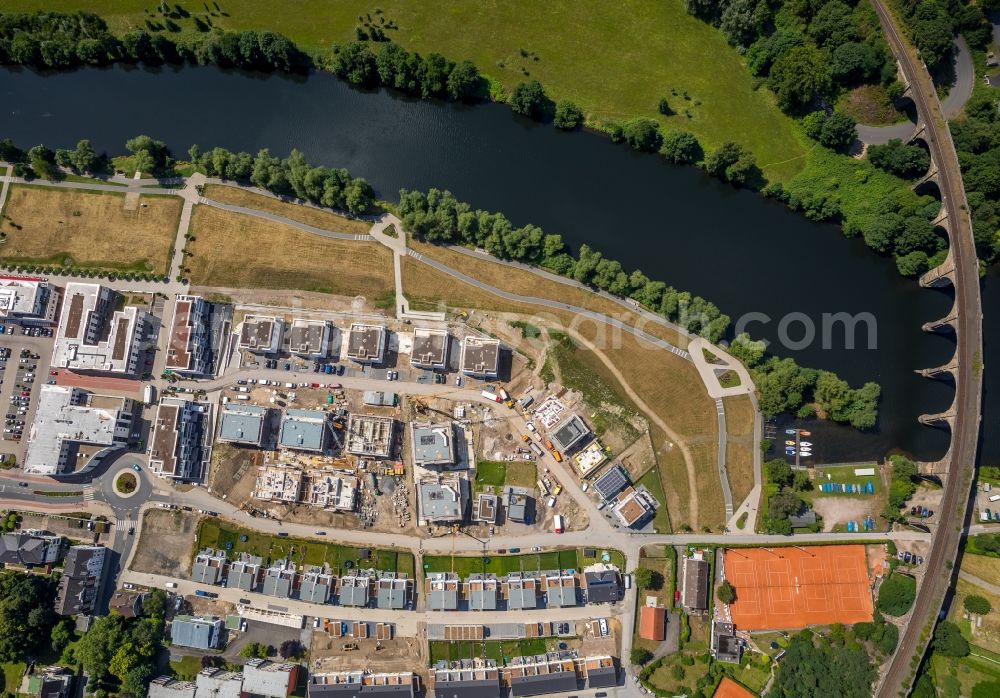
(83, 488), (94, 501)
(114, 516), (134, 532)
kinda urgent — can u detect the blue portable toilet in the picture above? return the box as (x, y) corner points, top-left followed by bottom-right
(847, 521), (855, 532)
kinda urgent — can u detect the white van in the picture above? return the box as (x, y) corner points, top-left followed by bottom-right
(624, 574), (632, 590)
(236, 395), (250, 401)
(989, 494), (1000, 502)
(165, 581), (178, 589)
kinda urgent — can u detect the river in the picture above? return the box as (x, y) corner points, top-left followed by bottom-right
(0, 63), (981, 463)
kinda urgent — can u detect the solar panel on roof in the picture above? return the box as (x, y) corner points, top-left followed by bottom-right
(593, 465), (629, 500)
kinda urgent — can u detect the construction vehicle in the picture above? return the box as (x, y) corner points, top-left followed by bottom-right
(552, 451), (563, 463)
(521, 434), (531, 443)
(342, 643), (359, 651)
(543, 439), (554, 451)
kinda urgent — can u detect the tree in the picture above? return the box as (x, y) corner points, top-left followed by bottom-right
(717, 580), (736, 604)
(876, 572), (916, 616)
(768, 45), (832, 113)
(633, 567), (654, 590)
(831, 42), (881, 84)
(768, 490), (805, 520)
(965, 595), (992, 615)
(767, 459), (794, 487)
(0, 571), (59, 662)
(50, 618), (75, 655)
(808, 1), (858, 48)
(766, 631), (875, 698)
(660, 130), (702, 164)
(868, 139), (931, 178)
(279, 639), (303, 659)
(818, 112), (857, 151)
(509, 80), (548, 120)
(125, 134), (171, 175)
(933, 621), (970, 657)
(240, 641), (268, 659)
(446, 60), (480, 102)
(621, 118), (662, 153)
(553, 100), (584, 130)
(71, 139), (99, 173)
(630, 647), (653, 665)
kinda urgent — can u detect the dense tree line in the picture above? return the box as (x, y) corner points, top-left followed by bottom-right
(761, 458), (817, 534)
(76, 590), (168, 698)
(728, 333), (880, 428)
(0, 11), (308, 71)
(895, 0), (991, 69)
(882, 454), (918, 521)
(324, 40), (482, 102)
(188, 144), (376, 214)
(876, 571), (916, 615)
(949, 94), (1000, 265)
(687, 0), (893, 119)
(766, 629), (875, 698)
(0, 570), (58, 663)
(397, 187), (732, 342)
(852, 613), (899, 655)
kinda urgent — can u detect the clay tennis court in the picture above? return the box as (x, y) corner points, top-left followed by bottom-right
(723, 545), (873, 630)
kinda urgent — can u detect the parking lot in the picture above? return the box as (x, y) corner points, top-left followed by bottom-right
(0, 325), (56, 466)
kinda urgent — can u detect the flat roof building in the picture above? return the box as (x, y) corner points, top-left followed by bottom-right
(612, 486), (656, 529)
(362, 390), (397, 407)
(25, 386), (132, 475)
(148, 397), (210, 481)
(279, 409), (328, 452)
(0, 275), (58, 324)
(338, 572), (371, 608)
(53, 283), (150, 375)
(165, 294), (215, 376)
(226, 553), (263, 592)
(56, 545), (107, 616)
(309, 671), (415, 698)
(239, 315), (283, 354)
(572, 440), (607, 476)
(262, 561), (296, 598)
(712, 622), (742, 664)
(474, 493), (497, 523)
(148, 677), (197, 698)
(460, 336), (500, 378)
(242, 658), (301, 698)
(411, 328), (449, 369)
(300, 567), (335, 604)
(431, 659), (500, 698)
(170, 615), (224, 650)
(502, 487), (531, 524)
(466, 574), (498, 612)
(410, 422), (455, 468)
(681, 555), (710, 613)
(217, 403), (267, 446)
(507, 654), (578, 697)
(376, 574), (410, 610)
(592, 465), (630, 502)
(195, 669), (242, 698)
(192, 548), (227, 585)
(427, 572), (460, 611)
(544, 574), (577, 608)
(306, 471), (358, 511)
(551, 415), (591, 454)
(346, 414), (394, 458)
(253, 465), (303, 504)
(503, 574), (538, 610)
(417, 476), (466, 525)
(288, 319), (331, 358)
(346, 324), (387, 364)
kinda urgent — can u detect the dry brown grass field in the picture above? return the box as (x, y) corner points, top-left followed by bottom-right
(723, 395), (756, 507)
(185, 205), (392, 297)
(202, 184), (372, 236)
(0, 185), (180, 273)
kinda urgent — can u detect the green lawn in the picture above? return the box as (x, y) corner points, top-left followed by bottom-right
(474, 460), (537, 493)
(423, 548), (582, 576)
(808, 463), (884, 497)
(196, 519), (414, 577)
(636, 466), (672, 534)
(429, 638), (550, 665)
(170, 655), (203, 681)
(0, 662), (23, 694)
(10, 0), (806, 182)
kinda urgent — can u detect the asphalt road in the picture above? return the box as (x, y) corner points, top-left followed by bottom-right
(870, 2), (984, 696)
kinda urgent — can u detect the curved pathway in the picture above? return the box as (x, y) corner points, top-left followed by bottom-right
(857, 37), (973, 145)
(562, 329), (701, 526)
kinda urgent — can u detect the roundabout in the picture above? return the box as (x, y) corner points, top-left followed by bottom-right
(113, 470), (138, 497)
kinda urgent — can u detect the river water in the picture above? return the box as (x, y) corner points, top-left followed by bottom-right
(0, 63), (984, 463)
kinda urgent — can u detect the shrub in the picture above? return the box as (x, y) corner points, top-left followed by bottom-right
(553, 100), (584, 130)
(876, 572), (916, 616)
(510, 80), (548, 120)
(964, 595), (992, 616)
